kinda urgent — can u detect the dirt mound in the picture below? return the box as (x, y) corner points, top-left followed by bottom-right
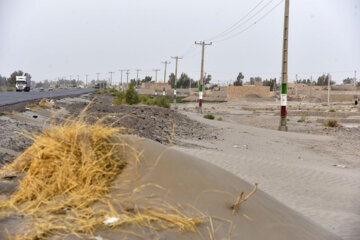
(65, 95), (219, 144)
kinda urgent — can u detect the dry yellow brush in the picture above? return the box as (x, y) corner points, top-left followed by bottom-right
(0, 110), (201, 239)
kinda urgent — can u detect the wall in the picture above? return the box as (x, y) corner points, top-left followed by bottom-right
(226, 86), (271, 100)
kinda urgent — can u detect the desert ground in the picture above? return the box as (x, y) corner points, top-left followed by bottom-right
(0, 93), (359, 239)
(175, 100), (360, 240)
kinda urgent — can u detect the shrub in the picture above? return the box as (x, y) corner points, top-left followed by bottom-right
(204, 114), (215, 120)
(0, 88), (3, 92)
(297, 115), (307, 122)
(155, 97), (170, 108)
(329, 109), (335, 112)
(7, 87), (14, 92)
(125, 84), (140, 105)
(114, 92), (125, 105)
(325, 119), (339, 127)
(217, 117), (223, 121)
(322, 103), (328, 107)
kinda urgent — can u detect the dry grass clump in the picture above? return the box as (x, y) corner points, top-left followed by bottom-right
(0, 106), (202, 239)
(38, 99), (53, 109)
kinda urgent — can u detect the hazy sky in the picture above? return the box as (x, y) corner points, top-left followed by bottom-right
(0, 0), (359, 84)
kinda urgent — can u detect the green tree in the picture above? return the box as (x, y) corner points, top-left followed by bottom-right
(316, 74), (335, 86)
(168, 73), (176, 87)
(234, 72), (244, 86)
(343, 77), (352, 85)
(263, 78), (277, 91)
(0, 75), (8, 86)
(8, 70), (24, 86)
(249, 77), (262, 85)
(125, 83), (140, 105)
(204, 74), (212, 85)
(142, 76), (152, 83)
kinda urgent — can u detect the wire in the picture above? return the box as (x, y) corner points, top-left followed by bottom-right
(206, 0), (276, 42)
(214, 0), (284, 43)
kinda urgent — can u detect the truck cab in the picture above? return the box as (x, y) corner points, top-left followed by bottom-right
(16, 75), (31, 92)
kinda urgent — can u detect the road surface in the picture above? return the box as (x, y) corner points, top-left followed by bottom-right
(0, 88), (93, 107)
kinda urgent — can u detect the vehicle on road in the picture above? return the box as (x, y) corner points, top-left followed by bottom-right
(15, 75), (31, 92)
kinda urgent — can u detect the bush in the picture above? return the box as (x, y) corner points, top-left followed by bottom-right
(0, 88), (3, 92)
(325, 119), (339, 127)
(155, 97), (170, 108)
(204, 114), (215, 120)
(329, 109), (335, 112)
(217, 117), (223, 121)
(7, 87), (14, 92)
(125, 84), (140, 105)
(114, 92), (125, 105)
(297, 115), (307, 122)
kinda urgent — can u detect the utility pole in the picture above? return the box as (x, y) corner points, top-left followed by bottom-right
(126, 70), (130, 90)
(195, 41), (212, 111)
(171, 56), (183, 106)
(109, 72), (114, 87)
(354, 70), (357, 86)
(135, 69), (141, 86)
(295, 74), (298, 97)
(327, 73), (331, 107)
(96, 73), (100, 82)
(85, 74), (88, 87)
(152, 69), (160, 82)
(161, 61), (171, 96)
(119, 70), (124, 91)
(278, 0), (290, 131)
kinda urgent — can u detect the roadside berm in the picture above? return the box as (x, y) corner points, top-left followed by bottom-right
(0, 100), (342, 240)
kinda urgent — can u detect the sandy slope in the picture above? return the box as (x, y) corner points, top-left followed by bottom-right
(175, 109), (360, 240)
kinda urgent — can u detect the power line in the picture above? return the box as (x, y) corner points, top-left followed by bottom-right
(205, 0), (267, 41)
(214, 0), (284, 43)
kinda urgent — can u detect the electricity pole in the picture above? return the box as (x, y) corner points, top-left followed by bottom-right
(126, 70), (130, 90)
(109, 72), (114, 87)
(327, 73), (331, 107)
(85, 74), (88, 87)
(96, 73), (100, 82)
(195, 41), (212, 111)
(278, 0), (290, 131)
(354, 70), (357, 86)
(135, 69), (141, 86)
(161, 61), (171, 96)
(119, 70), (124, 91)
(152, 69), (160, 82)
(295, 74), (298, 97)
(171, 56), (183, 106)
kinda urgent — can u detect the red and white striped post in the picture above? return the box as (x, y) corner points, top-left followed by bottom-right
(279, 0), (289, 131)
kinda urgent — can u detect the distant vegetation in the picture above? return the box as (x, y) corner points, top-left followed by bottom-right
(113, 84), (170, 108)
(203, 114), (215, 120)
(325, 119), (339, 127)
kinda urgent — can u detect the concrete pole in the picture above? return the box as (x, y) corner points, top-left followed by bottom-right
(119, 70), (124, 91)
(171, 56), (183, 106)
(161, 61), (170, 96)
(354, 70), (357, 86)
(109, 72), (114, 87)
(195, 41), (212, 111)
(135, 69), (141, 86)
(295, 74), (298, 97)
(327, 73), (331, 107)
(126, 70), (130, 90)
(85, 74), (88, 87)
(278, 0), (290, 131)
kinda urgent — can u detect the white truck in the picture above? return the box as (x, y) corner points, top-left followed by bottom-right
(16, 75), (31, 92)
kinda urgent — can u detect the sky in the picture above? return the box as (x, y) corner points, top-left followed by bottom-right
(0, 0), (359, 84)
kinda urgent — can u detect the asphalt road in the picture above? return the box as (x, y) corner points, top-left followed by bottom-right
(0, 88), (93, 107)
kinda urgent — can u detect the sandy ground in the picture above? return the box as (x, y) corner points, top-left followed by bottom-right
(174, 100), (360, 240)
(0, 94), (359, 239)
